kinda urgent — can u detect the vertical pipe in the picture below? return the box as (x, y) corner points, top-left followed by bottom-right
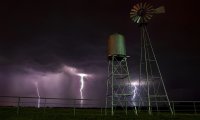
(125, 100), (127, 115)
(142, 25), (151, 115)
(105, 61), (110, 116)
(139, 26), (144, 112)
(139, 25), (143, 95)
(111, 56), (114, 116)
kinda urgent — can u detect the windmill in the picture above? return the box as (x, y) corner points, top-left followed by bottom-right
(130, 2), (173, 115)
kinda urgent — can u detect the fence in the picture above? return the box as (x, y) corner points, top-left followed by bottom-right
(0, 96), (200, 116)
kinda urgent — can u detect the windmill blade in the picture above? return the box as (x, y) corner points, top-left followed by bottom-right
(145, 14), (153, 20)
(143, 2), (147, 9)
(136, 3), (140, 9)
(145, 13), (152, 17)
(143, 16), (149, 22)
(146, 4), (153, 10)
(130, 11), (137, 17)
(130, 15), (137, 19)
(130, 9), (135, 12)
(130, 9), (138, 13)
(146, 10), (154, 15)
(133, 5), (139, 10)
(134, 16), (140, 22)
(153, 6), (165, 14)
(131, 17), (135, 21)
(136, 17), (141, 23)
(139, 3), (143, 8)
(130, 10), (136, 14)
(131, 16), (137, 21)
(130, 12), (137, 16)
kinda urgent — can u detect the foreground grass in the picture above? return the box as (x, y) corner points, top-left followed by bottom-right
(0, 107), (200, 120)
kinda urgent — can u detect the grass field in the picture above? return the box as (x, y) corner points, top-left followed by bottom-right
(1, 107), (200, 120)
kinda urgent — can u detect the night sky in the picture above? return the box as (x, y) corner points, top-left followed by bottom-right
(0, 0), (200, 102)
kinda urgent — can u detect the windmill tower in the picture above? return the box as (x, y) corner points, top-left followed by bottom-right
(130, 2), (173, 114)
(105, 34), (137, 116)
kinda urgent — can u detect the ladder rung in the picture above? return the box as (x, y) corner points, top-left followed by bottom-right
(113, 74), (129, 76)
(116, 77), (128, 79)
(114, 94), (132, 96)
(113, 84), (127, 87)
(150, 95), (167, 98)
(149, 59), (156, 62)
(151, 77), (161, 79)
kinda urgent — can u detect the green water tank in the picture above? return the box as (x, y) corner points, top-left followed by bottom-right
(107, 34), (126, 60)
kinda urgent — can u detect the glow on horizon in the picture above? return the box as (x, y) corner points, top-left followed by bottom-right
(130, 81), (146, 86)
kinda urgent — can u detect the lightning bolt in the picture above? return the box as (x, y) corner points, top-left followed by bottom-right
(34, 81), (40, 108)
(78, 73), (87, 107)
(131, 82), (138, 106)
(80, 76), (84, 105)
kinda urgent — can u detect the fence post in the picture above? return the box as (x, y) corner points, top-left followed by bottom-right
(172, 101), (175, 116)
(101, 107), (102, 116)
(125, 100), (127, 115)
(17, 97), (20, 115)
(43, 98), (46, 114)
(193, 102), (197, 115)
(73, 100), (76, 116)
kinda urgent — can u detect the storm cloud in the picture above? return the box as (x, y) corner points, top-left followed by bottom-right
(0, 0), (200, 104)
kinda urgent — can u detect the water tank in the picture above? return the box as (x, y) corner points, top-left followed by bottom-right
(107, 34), (126, 60)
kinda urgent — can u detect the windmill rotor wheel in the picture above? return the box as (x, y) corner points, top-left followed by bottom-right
(130, 2), (154, 24)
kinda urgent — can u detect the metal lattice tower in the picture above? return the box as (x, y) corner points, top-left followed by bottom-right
(105, 34), (137, 116)
(130, 2), (173, 115)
